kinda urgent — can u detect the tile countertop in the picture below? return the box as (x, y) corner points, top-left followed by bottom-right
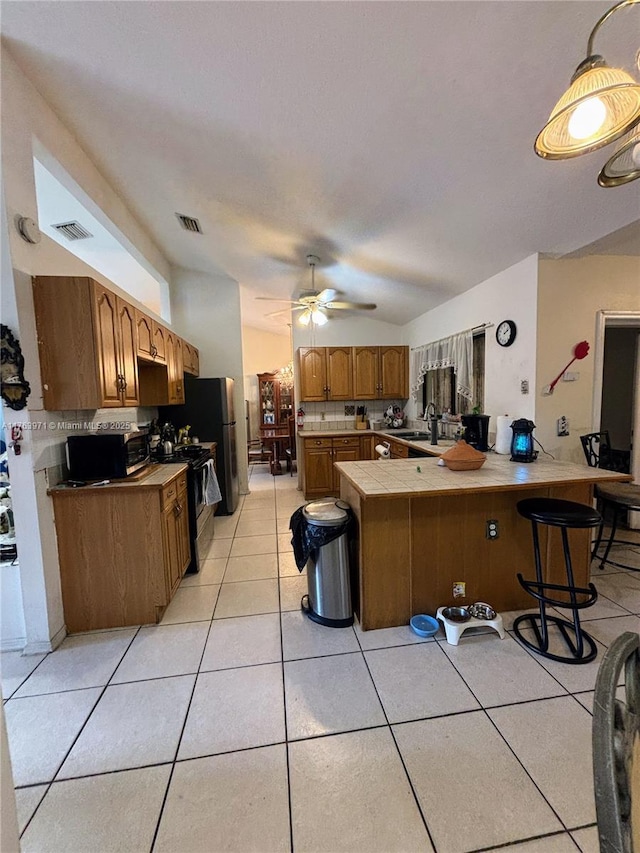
(334, 455), (631, 499)
(48, 462), (189, 494)
(299, 428), (455, 456)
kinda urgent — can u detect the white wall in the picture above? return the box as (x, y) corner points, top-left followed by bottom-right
(292, 313), (403, 351)
(170, 267), (249, 494)
(536, 256), (640, 463)
(403, 255), (539, 437)
(242, 326), (292, 442)
(0, 50), (174, 651)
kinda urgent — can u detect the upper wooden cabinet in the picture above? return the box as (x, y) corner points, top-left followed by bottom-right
(166, 332), (185, 405)
(183, 342), (200, 376)
(298, 345), (408, 402)
(353, 345), (408, 399)
(297, 346), (354, 402)
(33, 276), (198, 410)
(136, 310), (167, 365)
(33, 276), (140, 410)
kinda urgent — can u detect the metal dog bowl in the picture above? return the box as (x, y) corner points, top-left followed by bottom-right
(441, 606), (471, 623)
(468, 602), (497, 620)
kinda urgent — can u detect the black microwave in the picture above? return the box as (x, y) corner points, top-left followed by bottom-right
(66, 429), (150, 480)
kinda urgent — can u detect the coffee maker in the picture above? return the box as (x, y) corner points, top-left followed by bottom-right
(461, 414), (490, 452)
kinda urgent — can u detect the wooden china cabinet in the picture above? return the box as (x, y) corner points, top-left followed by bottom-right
(257, 372), (294, 432)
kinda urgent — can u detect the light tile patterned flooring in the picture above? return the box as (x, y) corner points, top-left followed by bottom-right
(3, 464), (640, 853)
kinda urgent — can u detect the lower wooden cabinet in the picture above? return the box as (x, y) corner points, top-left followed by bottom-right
(303, 436), (361, 499)
(51, 470), (190, 632)
(388, 439), (409, 459)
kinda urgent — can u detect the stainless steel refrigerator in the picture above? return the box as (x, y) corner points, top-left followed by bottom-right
(160, 376), (239, 515)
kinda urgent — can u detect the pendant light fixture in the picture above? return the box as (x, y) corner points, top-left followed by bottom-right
(598, 124), (640, 185)
(535, 0), (640, 160)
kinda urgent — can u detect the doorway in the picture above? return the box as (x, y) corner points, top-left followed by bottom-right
(592, 311), (640, 528)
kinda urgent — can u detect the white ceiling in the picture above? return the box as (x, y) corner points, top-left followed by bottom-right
(2, 1), (639, 335)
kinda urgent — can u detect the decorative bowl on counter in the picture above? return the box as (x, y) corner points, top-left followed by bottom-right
(441, 439), (486, 471)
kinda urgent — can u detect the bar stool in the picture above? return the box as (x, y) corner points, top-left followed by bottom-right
(514, 497), (601, 665)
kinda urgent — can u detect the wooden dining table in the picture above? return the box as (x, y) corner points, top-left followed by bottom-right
(260, 429), (290, 475)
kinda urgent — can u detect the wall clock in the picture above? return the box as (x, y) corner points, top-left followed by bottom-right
(496, 320), (517, 347)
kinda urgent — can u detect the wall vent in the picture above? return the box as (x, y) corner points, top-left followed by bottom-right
(51, 220), (93, 241)
(175, 213), (203, 234)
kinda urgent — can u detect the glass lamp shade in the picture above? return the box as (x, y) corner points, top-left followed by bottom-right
(298, 310), (312, 326)
(311, 309), (328, 326)
(598, 123), (640, 185)
(535, 61), (640, 159)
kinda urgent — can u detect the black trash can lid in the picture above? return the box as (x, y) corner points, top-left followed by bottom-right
(303, 498), (350, 527)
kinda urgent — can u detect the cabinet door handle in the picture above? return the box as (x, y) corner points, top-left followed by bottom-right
(151, 344), (158, 358)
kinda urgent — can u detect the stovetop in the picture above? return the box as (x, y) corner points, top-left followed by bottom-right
(153, 445), (211, 466)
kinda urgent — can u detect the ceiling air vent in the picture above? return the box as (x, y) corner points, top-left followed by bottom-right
(51, 220), (93, 241)
(175, 213), (203, 234)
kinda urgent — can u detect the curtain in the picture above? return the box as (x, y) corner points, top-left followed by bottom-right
(410, 330), (474, 402)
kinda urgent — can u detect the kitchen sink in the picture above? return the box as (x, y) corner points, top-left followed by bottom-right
(390, 431), (431, 439)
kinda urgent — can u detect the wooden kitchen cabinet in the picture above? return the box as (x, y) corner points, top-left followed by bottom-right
(352, 345), (408, 400)
(166, 332), (185, 404)
(388, 438), (409, 459)
(50, 468), (190, 632)
(303, 435), (362, 498)
(303, 437), (335, 498)
(297, 347), (354, 402)
(183, 341), (200, 376)
(136, 310), (167, 366)
(360, 434), (375, 460)
(161, 476), (190, 599)
(33, 276), (141, 410)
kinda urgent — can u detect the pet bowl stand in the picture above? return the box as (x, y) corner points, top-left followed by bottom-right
(436, 606), (506, 646)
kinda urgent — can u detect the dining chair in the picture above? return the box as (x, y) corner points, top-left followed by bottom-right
(580, 432), (638, 571)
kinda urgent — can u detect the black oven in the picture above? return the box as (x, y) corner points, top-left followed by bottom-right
(66, 429), (150, 480)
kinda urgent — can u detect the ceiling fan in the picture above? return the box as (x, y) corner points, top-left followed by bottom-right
(257, 254), (377, 326)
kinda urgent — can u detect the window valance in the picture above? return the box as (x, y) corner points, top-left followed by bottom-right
(410, 330), (474, 402)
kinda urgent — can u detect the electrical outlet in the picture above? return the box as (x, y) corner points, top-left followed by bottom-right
(520, 379), (529, 394)
(557, 416), (569, 436)
(562, 372), (579, 382)
(320, 411), (325, 421)
(486, 519), (499, 540)
(453, 582), (466, 598)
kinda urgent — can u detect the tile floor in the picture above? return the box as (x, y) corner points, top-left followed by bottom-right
(3, 464), (640, 853)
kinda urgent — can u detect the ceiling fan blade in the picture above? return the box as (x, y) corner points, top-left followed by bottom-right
(265, 306), (305, 318)
(324, 301), (377, 310)
(315, 288), (339, 303)
(255, 296), (302, 304)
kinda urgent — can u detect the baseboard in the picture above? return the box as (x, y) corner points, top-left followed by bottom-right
(21, 623), (67, 655)
(0, 638), (26, 652)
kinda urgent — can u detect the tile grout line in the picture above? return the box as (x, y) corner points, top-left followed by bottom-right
(18, 625), (142, 840)
(148, 579), (223, 853)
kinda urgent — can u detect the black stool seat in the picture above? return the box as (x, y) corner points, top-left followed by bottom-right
(514, 497), (601, 665)
(517, 497), (601, 528)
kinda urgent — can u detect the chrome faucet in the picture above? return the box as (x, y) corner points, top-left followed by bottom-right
(423, 402), (436, 421)
(424, 402), (439, 445)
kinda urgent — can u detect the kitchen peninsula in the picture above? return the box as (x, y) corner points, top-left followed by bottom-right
(335, 455), (630, 630)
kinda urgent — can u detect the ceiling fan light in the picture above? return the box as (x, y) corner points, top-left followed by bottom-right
(535, 61), (640, 159)
(311, 309), (328, 326)
(598, 122), (640, 185)
(298, 309), (312, 326)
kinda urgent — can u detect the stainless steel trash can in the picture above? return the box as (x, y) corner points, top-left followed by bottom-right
(301, 498), (353, 627)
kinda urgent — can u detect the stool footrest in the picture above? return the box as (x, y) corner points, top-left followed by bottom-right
(513, 613), (598, 664)
(516, 574), (598, 609)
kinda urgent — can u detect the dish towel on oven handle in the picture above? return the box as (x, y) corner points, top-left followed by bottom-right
(202, 459), (222, 505)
